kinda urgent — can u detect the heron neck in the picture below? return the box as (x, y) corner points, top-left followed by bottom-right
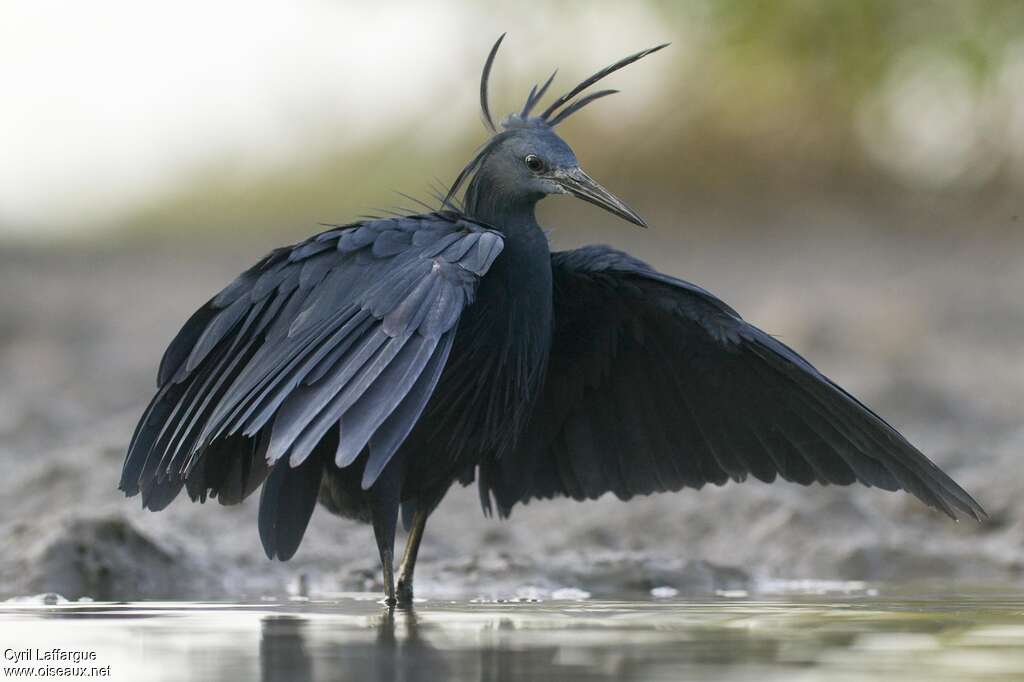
(459, 177), (554, 445)
(464, 177), (543, 236)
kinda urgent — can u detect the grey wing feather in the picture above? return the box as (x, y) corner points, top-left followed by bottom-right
(120, 213), (503, 559)
(362, 330), (456, 488)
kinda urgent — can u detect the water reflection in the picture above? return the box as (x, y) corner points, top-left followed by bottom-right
(260, 616), (313, 681)
(3, 593), (1024, 681)
(260, 608), (453, 682)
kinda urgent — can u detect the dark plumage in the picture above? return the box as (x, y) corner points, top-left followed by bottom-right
(121, 36), (985, 605)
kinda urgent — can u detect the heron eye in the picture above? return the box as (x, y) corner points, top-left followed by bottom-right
(524, 154), (544, 173)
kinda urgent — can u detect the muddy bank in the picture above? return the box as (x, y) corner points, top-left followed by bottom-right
(1, 226), (1021, 600)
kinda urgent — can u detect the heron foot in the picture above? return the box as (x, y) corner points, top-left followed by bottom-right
(396, 578), (414, 605)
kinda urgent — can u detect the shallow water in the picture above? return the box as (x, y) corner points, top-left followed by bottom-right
(2, 590), (1024, 681)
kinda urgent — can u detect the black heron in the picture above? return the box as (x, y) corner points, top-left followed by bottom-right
(121, 36), (986, 605)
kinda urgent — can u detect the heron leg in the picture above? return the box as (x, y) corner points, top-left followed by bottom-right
(370, 465), (402, 606)
(396, 506), (429, 604)
(371, 505), (398, 606)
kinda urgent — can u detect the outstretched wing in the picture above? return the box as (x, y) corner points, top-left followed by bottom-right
(479, 245), (985, 521)
(120, 212), (503, 559)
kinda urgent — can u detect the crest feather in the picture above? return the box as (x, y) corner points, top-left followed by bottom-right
(476, 35), (668, 133)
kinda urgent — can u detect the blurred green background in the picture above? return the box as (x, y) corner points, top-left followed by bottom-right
(3, 0), (1022, 244)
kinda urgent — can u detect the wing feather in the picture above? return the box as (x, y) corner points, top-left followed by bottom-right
(480, 245), (985, 523)
(120, 214), (504, 562)
(258, 432), (328, 561)
(363, 330), (456, 488)
(332, 334), (436, 469)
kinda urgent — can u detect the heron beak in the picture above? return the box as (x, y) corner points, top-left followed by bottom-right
(553, 168), (647, 227)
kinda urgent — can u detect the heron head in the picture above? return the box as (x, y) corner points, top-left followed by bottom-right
(446, 35), (666, 228)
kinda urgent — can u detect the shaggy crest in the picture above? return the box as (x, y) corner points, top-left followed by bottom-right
(445, 34), (668, 207)
(480, 34), (669, 131)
